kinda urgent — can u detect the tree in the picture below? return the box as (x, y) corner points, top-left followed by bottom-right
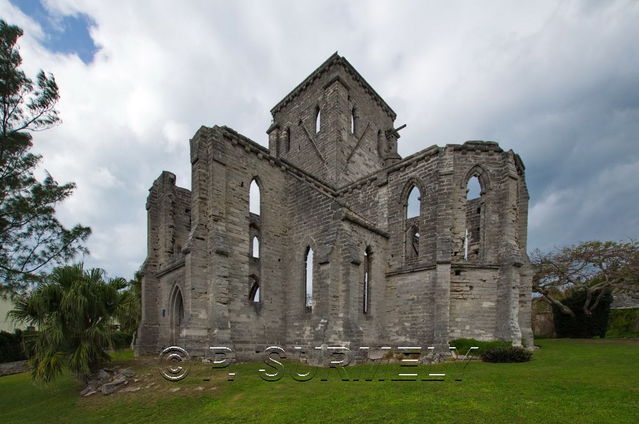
(114, 270), (141, 347)
(0, 20), (91, 295)
(531, 240), (639, 318)
(9, 263), (125, 383)
(551, 288), (613, 338)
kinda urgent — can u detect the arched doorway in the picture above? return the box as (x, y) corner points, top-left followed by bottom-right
(169, 286), (185, 344)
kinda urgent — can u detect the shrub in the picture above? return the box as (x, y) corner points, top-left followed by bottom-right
(111, 331), (133, 351)
(481, 346), (532, 363)
(606, 308), (639, 338)
(552, 289), (613, 338)
(449, 338), (510, 356)
(0, 329), (27, 363)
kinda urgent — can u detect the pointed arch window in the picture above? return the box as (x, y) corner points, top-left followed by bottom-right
(466, 176), (481, 200)
(304, 247), (314, 308)
(315, 106), (321, 134)
(363, 247), (372, 314)
(406, 186), (421, 219)
(464, 175), (483, 260)
(403, 182), (423, 263)
(249, 179), (261, 216)
(251, 236), (260, 258)
(351, 106), (358, 135)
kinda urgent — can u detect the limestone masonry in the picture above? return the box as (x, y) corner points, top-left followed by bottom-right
(136, 54), (533, 359)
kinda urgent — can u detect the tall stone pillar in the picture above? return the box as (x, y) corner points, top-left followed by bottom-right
(206, 128), (233, 350)
(135, 173), (169, 355)
(433, 147), (455, 350)
(180, 128), (214, 357)
(495, 154), (524, 344)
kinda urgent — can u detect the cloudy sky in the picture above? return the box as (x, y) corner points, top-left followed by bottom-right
(2, 0), (638, 279)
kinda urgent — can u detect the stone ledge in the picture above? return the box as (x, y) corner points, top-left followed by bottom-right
(0, 360), (29, 377)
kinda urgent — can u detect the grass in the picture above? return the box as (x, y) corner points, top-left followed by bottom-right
(0, 339), (637, 424)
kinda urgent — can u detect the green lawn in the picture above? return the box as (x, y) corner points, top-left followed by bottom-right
(0, 339), (637, 424)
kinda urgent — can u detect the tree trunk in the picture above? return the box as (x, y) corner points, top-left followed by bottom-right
(542, 293), (576, 317)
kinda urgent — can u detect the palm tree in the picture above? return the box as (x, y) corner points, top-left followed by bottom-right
(114, 271), (142, 348)
(9, 263), (125, 383)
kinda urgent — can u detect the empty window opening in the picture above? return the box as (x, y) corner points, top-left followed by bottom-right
(363, 247), (371, 314)
(304, 247), (314, 308)
(464, 229), (469, 260)
(406, 226), (420, 259)
(465, 175), (482, 260)
(315, 106), (321, 134)
(406, 186), (421, 219)
(249, 179), (261, 215)
(467, 176), (481, 200)
(251, 236), (260, 258)
(249, 277), (260, 303)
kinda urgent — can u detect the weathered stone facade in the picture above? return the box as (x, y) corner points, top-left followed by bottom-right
(136, 54), (533, 359)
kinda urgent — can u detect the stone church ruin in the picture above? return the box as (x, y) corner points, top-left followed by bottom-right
(136, 53), (533, 359)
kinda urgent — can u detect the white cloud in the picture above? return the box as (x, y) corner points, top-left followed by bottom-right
(1, 0), (638, 278)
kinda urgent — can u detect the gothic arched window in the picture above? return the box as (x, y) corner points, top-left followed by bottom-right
(249, 178), (261, 216)
(406, 186), (421, 219)
(351, 106), (358, 135)
(363, 247), (372, 314)
(304, 247), (314, 308)
(315, 106), (321, 134)
(464, 175), (483, 260)
(251, 236), (260, 258)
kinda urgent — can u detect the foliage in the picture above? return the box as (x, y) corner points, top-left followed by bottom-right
(111, 331), (133, 351)
(552, 289), (613, 338)
(8, 263), (125, 383)
(531, 240), (639, 318)
(114, 271), (141, 336)
(606, 308), (639, 338)
(0, 329), (26, 362)
(480, 345), (532, 363)
(0, 19), (91, 295)
(449, 338), (510, 356)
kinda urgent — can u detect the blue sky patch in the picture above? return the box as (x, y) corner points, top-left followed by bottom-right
(12, 0), (97, 63)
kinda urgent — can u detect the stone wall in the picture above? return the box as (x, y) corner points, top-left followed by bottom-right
(532, 298), (556, 338)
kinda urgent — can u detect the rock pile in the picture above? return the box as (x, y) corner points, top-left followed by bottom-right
(80, 366), (137, 396)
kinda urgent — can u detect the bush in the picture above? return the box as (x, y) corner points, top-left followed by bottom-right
(481, 346), (532, 363)
(111, 331), (133, 351)
(606, 308), (639, 338)
(0, 329), (27, 363)
(552, 289), (613, 338)
(449, 338), (511, 356)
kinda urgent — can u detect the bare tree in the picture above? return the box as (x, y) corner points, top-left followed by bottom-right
(531, 240), (639, 317)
